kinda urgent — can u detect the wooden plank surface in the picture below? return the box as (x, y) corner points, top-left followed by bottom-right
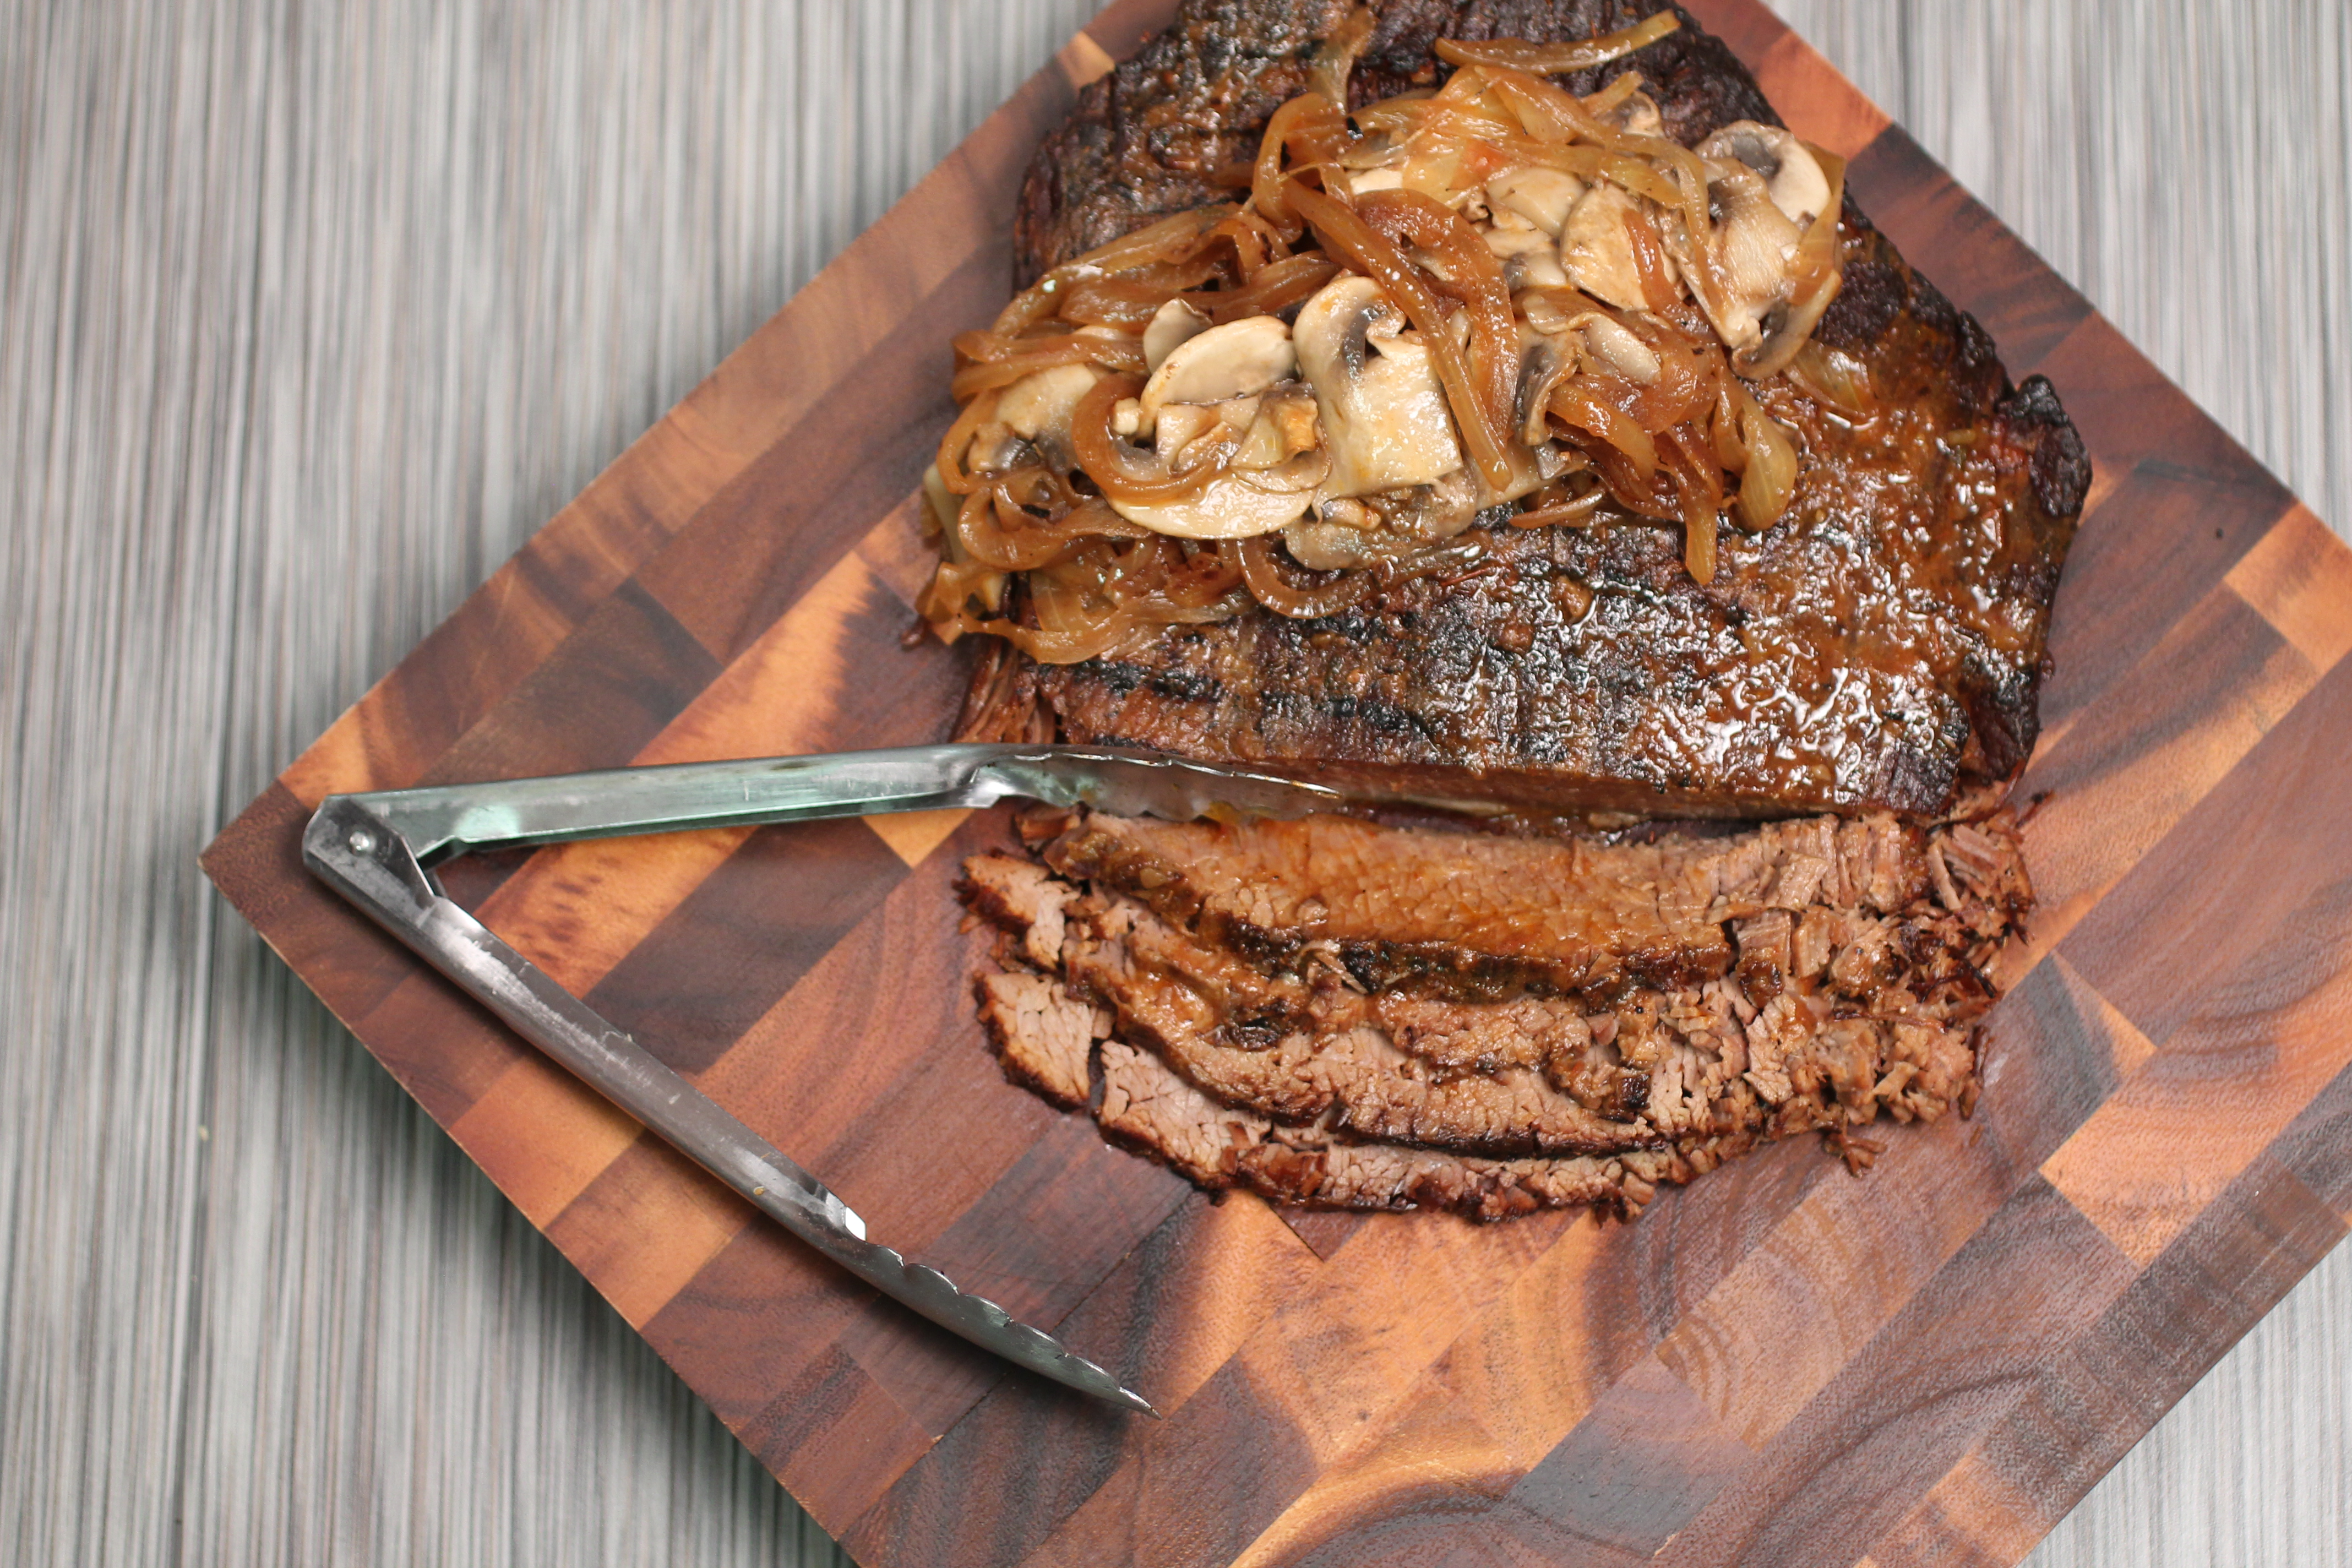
(7, 2), (2348, 1565)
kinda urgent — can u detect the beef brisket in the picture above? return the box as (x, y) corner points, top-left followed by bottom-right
(1040, 809), (1925, 999)
(960, 0), (2088, 822)
(1098, 1036), (1673, 1221)
(958, 805), (2027, 1217)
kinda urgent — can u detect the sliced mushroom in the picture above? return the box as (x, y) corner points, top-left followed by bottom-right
(1483, 213), (1571, 290)
(1293, 274), (1465, 499)
(1700, 121), (1831, 226)
(1150, 401), (1224, 464)
(1233, 385), (1323, 469)
(1485, 166), (1585, 236)
(1560, 183), (1654, 313)
(1110, 461), (1321, 540)
(1567, 312), (1660, 384)
(1284, 467), (1485, 570)
(1607, 90), (1665, 139)
(1137, 315), (1298, 432)
(1142, 297), (1210, 372)
(1514, 331), (1576, 444)
(1690, 164), (1803, 355)
(997, 362), (1102, 464)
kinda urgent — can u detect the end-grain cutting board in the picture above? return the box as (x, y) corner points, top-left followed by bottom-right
(200, 2), (2352, 1563)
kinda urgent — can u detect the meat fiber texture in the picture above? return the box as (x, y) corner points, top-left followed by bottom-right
(960, 807), (2031, 1219)
(957, 0), (2090, 821)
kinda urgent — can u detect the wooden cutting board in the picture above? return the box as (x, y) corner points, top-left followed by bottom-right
(200, 2), (2352, 1563)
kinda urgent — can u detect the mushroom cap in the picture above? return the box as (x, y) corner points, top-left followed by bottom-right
(1107, 463), (1319, 540)
(1571, 312), (1662, 385)
(998, 362), (1103, 455)
(1138, 315), (1298, 427)
(1142, 297), (1210, 372)
(1293, 274), (1465, 500)
(1560, 183), (1653, 314)
(1700, 121), (1831, 226)
(1694, 165), (1803, 351)
(1485, 166), (1585, 237)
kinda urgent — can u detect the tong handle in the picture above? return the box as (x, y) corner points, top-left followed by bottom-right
(300, 792), (1158, 1417)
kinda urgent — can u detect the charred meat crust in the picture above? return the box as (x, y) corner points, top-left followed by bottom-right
(1016, 3), (1773, 286)
(964, 0), (2089, 823)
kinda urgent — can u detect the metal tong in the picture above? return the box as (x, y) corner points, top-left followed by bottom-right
(302, 744), (1396, 1415)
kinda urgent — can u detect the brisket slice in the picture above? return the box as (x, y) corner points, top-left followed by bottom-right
(1041, 809), (1926, 1000)
(1099, 1037), (1673, 1222)
(960, 1), (2089, 822)
(958, 808), (2028, 1216)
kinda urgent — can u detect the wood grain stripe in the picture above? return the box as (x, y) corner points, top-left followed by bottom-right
(1623, 948), (2141, 1456)
(1872, 1145), (2350, 1567)
(541, 1133), (761, 1329)
(2038, 458), (2296, 732)
(446, 1057), (645, 1229)
(413, 536), (962, 1150)
(845, 1198), (1320, 1568)
(1506, 1355), (1754, 1558)
(1227, 1221), (1643, 1568)
(638, 1222), (942, 1538)
(420, 578), (724, 785)
(740, 1342), (948, 1533)
(2266, 1058), (2352, 1223)
(2062, 651), (2352, 1050)
(833, 1114), (1190, 1439)
(2223, 504), (2352, 673)
(1021, 1211), (1572, 1568)
(584, 817), (910, 1076)
(1226, 1138), (1858, 1567)
(1751, 30), (1887, 159)
(631, 260), (986, 667)
(1652, 1112), (2035, 1453)
(2034, 312), (2288, 484)
(1651, 1180), (2139, 1568)
(2015, 575), (2314, 963)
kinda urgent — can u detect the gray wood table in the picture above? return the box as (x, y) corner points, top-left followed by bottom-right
(3, 1), (2344, 1562)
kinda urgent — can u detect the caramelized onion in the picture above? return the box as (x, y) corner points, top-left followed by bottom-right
(1355, 187), (1521, 456)
(991, 206), (1240, 335)
(1057, 260), (1228, 328)
(1185, 254), (1342, 323)
(1620, 203), (1685, 317)
(1550, 383), (1658, 477)
(1252, 94), (1352, 238)
(1786, 339), (1877, 420)
(1240, 533), (1379, 619)
(949, 336), (1144, 400)
(1734, 148), (1847, 379)
(1511, 473), (1607, 528)
(1730, 390), (1799, 531)
(935, 388), (1004, 496)
(1308, 6), (1376, 106)
(1068, 373), (1242, 503)
(922, 12), (1850, 650)
(1287, 178), (1518, 492)
(1433, 11), (1681, 75)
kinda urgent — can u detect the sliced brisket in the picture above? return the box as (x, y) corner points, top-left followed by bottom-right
(958, 805), (2029, 1215)
(1097, 1037), (1673, 1221)
(1042, 809), (1927, 999)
